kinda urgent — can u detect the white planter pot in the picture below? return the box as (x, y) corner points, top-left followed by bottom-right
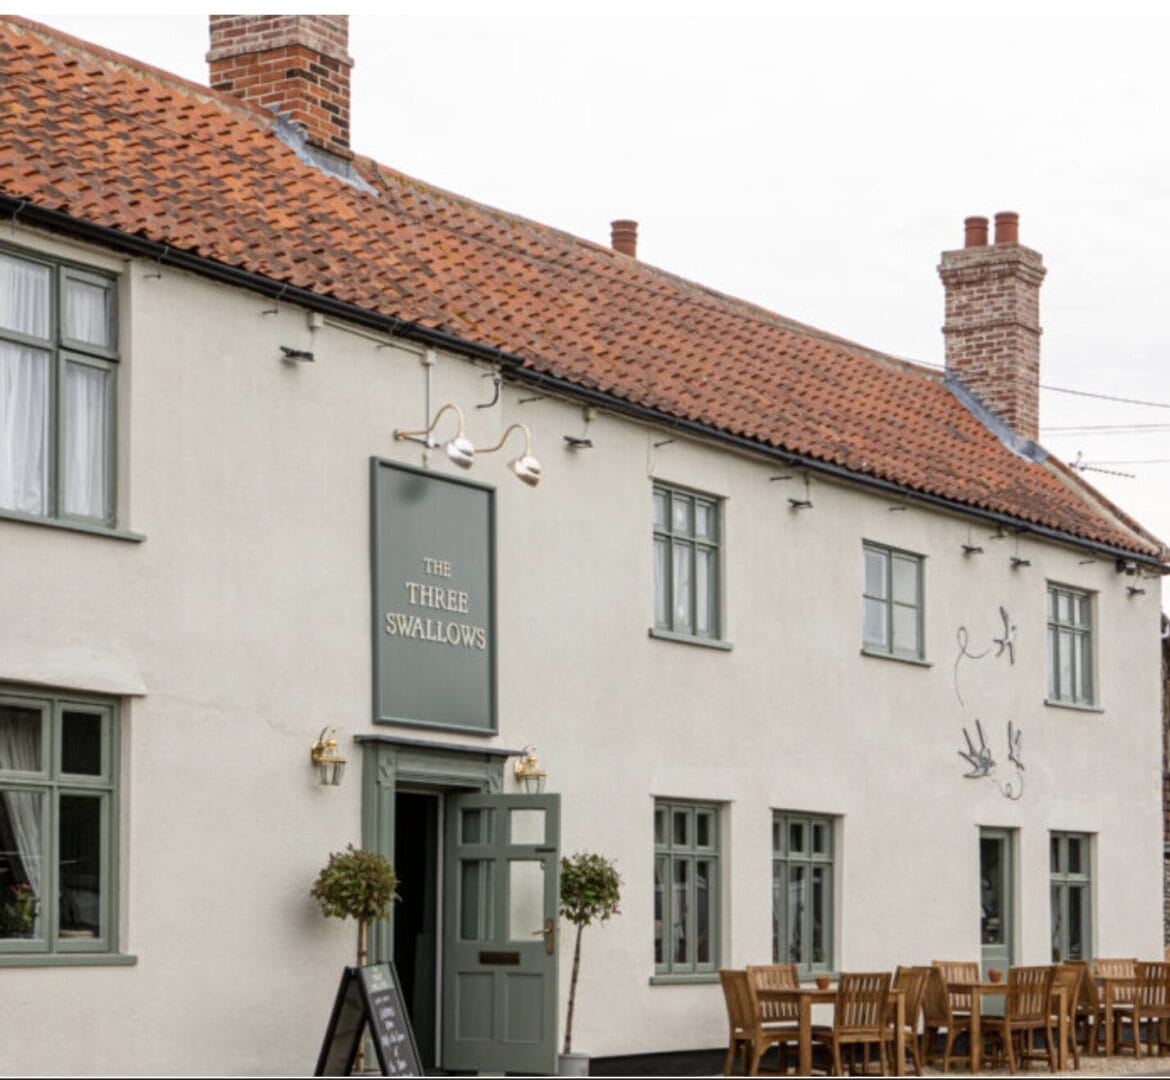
(557, 1051), (590, 1076)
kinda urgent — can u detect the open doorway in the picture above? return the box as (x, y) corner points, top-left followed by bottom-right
(393, 791), (440, 1071)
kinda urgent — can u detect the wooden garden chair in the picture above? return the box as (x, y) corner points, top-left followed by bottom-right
(719, 968), (796, 1076)
(1049, 963), (1083, 1069)
(981, 964), (1056, 1073)
(1094, 956), (1138, 1054)
(922, 964), (973, 1073)
(932, 959), (980, 1018)
(1065, 959), (1102, 1056)
(746, 964), (802, 1073)
(812, 971), (891, 1077)
(882, 965), (929, 1075)
(1116, 960), (1170, 1059)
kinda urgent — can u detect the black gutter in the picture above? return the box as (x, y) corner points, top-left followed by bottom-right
(6, 195), (1166, 571)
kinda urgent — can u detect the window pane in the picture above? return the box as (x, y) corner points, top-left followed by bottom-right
(1051, 883), (1062, 961)
(459, 859), (492, 941)
(63, 362), (110, 519)
(509, 808), (544, 845)
(891, 555), (918, 605)
(772, 820), (782, 854)
(1067, 837), (1083, 875)
(0, 789), (44, 938)
(695, 547), (714, 635)
(1058, 591), (1072, 623)
(863, 549), (887, 598)
(0, 705), (43, 772)
(58, 794), (102, 939)
(863, 598), (888, 648)
(671, 495), (691, 534)
(1068, 886), (1086, 960)
(1076, 594), (1090, 627)
(654, 856), (665, 964)
(892, 603), (919, 655)
(507, 860), (544, 942)
(652, 489), (668, 528)
(0, 342), (50, 515)
(62, 712), (102, 776)
(1075, 634), (1092, 702)
(461, 808), (491, 845)
(789, 821), (805, 854)
(672, 860), (689, 964)
(1047, 626), (1059, 699)
(980, 837), (1005, 946)
(1057, 630), (1073, 700)
(63, 278), (113, 349)
(1051, 835), (1061, 874)
(811, 866), (827, 964)
(672, 543), (692, 632)
(696, 811), (712, 849)
(673, 809), (689, 847)
(771, 866), (783, 962)
(787, 866), (805, 963)
(0, 253), (51, 339)
(695, 502), (713, 540)
(696, 860), (712, 964)
(653, 537), (669, 627)
(654, 808), (666, 847)
(812, 822), (828, 856)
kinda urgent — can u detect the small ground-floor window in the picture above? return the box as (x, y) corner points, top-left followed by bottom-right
(0, 687), (119, 957)
(1050, 831), (1092, 961)
(654, 799), (719, 976)
(772, 811), (834, 973)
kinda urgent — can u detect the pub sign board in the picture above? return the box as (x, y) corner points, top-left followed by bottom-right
(371, 459), (497, 733)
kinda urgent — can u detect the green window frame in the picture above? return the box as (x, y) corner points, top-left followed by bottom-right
(772, 811), (835, 973)
(1050, 831), (1092, 962)
(0, 247), (119, 527)
(0, 688), (121, 959)
(654, 800), (719, 977)
(862, 542), (924, 661)
(1047, 584), (1094, 705)
(652, 484), (721, 642)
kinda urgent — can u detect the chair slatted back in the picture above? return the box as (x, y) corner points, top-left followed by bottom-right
(887, 965), (928, 1028)
(921, 964), (954, 1026)
(1007, 964), (1055, 1023)
(1053, 963), (1083, 1023)
(835, 971), (890, 1036)
(720, 969), (753, 1035)
(747, 963), (799, 1023)
(933, 960), (979, 1013)
(1095, 957), (1138, 1004)
(1067, 959), (1099, 1012)
(1136, 961), (1170, 1010)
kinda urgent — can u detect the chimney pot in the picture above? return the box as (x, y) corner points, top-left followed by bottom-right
(964, 216), (989, 248)
(611, 220), (638, 258)
(994, 211), (1020, 245)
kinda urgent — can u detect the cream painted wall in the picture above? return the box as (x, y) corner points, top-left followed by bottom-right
(0, 226), (1163, 1074)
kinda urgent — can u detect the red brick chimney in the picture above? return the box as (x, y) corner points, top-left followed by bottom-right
(207, 15), (353, 159)
(938, 211), (1046, 442)
(611, 220), (638, 258)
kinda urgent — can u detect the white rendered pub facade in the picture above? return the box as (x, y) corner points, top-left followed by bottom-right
(0, 15), (1166, 1076)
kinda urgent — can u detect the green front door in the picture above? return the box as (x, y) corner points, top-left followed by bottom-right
(442, 792), (561, 1075)
(979, 828), (1014, 977)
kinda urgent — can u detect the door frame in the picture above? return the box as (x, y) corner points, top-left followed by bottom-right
(978, 826), (1015, 977)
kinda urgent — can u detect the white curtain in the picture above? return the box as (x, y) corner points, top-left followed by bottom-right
(63, 362), (109, 518)
(0, 342), (49, 514)
(0, 711), (43, 907)
(0, 253), (51, 339)
(64, 278), (110, 348)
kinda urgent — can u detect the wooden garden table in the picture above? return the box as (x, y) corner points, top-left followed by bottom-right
(757, 984), (906, 1076)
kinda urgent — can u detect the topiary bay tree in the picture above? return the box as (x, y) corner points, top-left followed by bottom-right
(559, 851), (622, 1056)
(311, 843), (400, 967)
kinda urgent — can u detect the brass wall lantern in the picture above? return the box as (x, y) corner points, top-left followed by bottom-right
(514, 745), (547, 793)
(310, 726), (348, 786)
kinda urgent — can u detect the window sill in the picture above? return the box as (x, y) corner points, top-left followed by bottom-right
(0, 952), (137, 968)
(1044, 699), (1104, 715)
(860, 647), (931, 668)
(0, 508), (144, 542)
(648, 629), (733, 651)
(649, 972), (720, 986)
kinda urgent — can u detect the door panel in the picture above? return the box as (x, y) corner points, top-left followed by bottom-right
(442, 792), (560, 1075)
(980, 829), (1014, 977)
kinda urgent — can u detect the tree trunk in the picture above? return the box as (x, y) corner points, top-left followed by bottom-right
(563, 922), (584, 1054)
(355, 918), (368, 1073)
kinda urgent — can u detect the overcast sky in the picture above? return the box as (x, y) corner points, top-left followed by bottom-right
(31, 4), (1170, 596)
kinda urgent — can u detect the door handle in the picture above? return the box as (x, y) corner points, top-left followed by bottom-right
(531, 917), (555, 955)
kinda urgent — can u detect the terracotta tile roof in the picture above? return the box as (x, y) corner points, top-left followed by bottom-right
(1, 17), (1163, 559)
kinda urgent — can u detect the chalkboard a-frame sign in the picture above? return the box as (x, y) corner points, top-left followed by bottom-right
(315, 963), (422, 1077)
